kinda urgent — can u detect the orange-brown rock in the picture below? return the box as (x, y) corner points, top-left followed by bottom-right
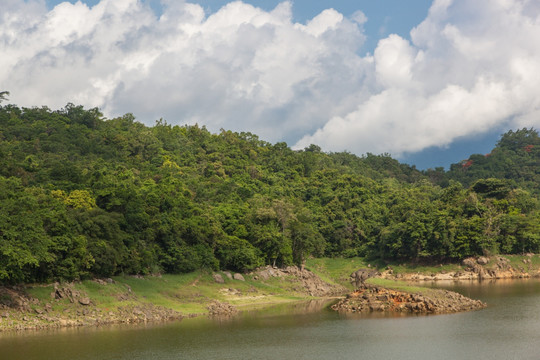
(332, 284), (486, 314)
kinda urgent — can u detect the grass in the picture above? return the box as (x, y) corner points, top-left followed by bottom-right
(493, 254), (540, 272)
(386, 262), (462, 275)
(24, 270), (313, 317)
(305, 257), (369, 289)
(15, 254), (539, 329)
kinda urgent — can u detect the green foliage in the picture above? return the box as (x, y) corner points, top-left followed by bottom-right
(0, 91), (8, 103)
(1, 104), (540, 284)
(445, 128), (540, 195)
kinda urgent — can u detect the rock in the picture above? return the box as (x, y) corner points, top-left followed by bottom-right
(462, 257), (477, 269)
(233, 273), (245, 281)
(223, 271), (233, 280)
(79, 297), (91, 306)
(332, 285), (486, 315)
(212, 273), (225, 284)
(350, 269), (379, 288)
(477, 256), (489, 265)
(249, 265), (345, 297)
(257, 270), (270, 280)
(206, 301), (238, 316)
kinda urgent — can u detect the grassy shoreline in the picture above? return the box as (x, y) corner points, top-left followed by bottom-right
(2, 255), (539, 332)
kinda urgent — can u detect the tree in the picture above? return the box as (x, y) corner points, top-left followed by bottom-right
(0, 91), (9, 103)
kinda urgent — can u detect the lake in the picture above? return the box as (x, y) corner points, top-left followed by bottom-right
(2, 279), (540, 360)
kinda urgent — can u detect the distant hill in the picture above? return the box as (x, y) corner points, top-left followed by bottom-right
(443, 128), (540, 194)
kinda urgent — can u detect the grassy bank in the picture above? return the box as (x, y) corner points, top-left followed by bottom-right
(24, 271), (315, 316)
(307, 254), (540, 281)
(2, 254), (539, 331)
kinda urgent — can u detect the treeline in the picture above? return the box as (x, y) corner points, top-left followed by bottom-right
(440, 128), (540, 194)
(1, 104), (539, 284)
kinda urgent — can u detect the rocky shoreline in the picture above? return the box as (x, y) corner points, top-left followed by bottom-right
(0, 265), (346, 331)
(0, 284), (186, 331)
(1, 256), (537, 332)
(332, 284), (486, 314)
(381, 255), (540, 282)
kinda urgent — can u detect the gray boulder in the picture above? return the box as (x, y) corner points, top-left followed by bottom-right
(233, 273), (245, 281)
(477, 256), (489, 265)
(462, 257), (477, 269)
(212, 273), (225, 284)
(350, 269), (378, 288)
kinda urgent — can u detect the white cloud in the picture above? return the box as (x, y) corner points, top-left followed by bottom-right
(295, 0), (540, 155)
(1, 0), (540, 156)
(0, 0), (367, 142)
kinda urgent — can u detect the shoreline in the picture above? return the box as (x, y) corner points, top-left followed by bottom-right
(0, 265), (346, 332)
(380, 255), (540, 282)
(2, 255), (539, 333)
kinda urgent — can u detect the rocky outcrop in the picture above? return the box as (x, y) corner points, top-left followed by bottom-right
(52, 283), (90, 304)
(0, 283), (185, 332)
(251, 265), (346, 296)
(0, 287), (37, 311)
(350, 269), (379, 288)
(0, 297), (184, 331)
(332, 285), (486, 314)
(206, 301), (238, 316)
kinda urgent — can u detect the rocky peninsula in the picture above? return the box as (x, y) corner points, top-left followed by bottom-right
(332, 284), (486, 314)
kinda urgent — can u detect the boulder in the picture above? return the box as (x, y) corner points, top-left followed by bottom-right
(350, 269), (378, 288)
(212, 273), (225, 284)
(477, 256), (489, 265)
(233, 273), (245, 281)
(79, 297), (91, 306)
(462, 257), (477, 269)
(257, 270), (270, 280)
(223, 271), (233, 280)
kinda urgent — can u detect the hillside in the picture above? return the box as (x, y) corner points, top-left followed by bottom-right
(444, 128), (540, 194)
(1, 104), (539, 284)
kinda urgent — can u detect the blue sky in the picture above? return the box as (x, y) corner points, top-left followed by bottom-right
(5, 0), (540, 169)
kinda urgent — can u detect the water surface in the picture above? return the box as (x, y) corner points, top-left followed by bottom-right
(2, 279), (540, 360)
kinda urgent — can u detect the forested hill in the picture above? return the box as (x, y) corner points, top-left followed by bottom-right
(443, 128), (540, 194)
(1, 104), (539, 284)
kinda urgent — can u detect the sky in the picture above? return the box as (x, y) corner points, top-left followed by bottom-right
(2, 0), (540, 169)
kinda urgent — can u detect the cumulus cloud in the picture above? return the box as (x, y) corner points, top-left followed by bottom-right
(295, 0), (540, 155)
(1, 0), (540, 155)
(0, 0), (368, 143)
